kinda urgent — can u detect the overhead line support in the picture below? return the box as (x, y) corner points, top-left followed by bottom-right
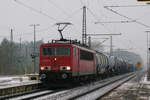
(87, 33), (121, 56)
(82, 6), (87, 45)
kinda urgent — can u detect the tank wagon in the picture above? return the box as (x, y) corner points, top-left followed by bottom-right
(39, 40), (134, 83)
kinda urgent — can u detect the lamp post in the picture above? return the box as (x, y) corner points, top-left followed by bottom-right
(30, 24), (40, 73)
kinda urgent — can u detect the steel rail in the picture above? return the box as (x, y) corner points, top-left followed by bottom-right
(33, 72), (135, 100)
(73, 73), (135, 100)
(9, 89), (58, 100)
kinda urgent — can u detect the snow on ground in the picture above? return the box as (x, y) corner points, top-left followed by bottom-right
(0, 77), (12, 83)
(100, 71), (150, 100)
(10, 76), (30, 83)
(0, 75), (31, 87)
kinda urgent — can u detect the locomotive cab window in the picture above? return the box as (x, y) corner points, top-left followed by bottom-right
(73, 48), (76, 56)
(80, 50), (94, 60)
(42, 47), (55, 56)
(42, 47), (70, 56)
(56, 47), (70, 56)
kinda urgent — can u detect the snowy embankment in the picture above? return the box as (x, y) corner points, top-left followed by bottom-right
(0, 76), (30, 84)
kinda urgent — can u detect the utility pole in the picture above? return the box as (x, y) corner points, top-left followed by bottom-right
(10, 29), (13, 70)
(10, 29), (13, 43)
(25, 45), (28, 58)
(88, 36), (91, 48)
(20, 36), (22, 50)
(82, 6), (87, 45)
(30, 24), (40, 73)
(87, 33), (121, 56)
(110, 36), (113, 56)
(146, 31), (150, 80)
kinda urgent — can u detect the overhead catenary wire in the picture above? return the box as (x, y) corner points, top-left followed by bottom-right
(14, 0), (58, 21)
(95, 20), (136, 24)
(78, 4), (123, 40)
(86, 7), (112, 32)
(47, 0), (82, 35)
(96, 0), (119, 35)
(80, 0), (85, 6)
(58, 7), (84, 37)
(104, 4), (150, 23)
(13, 0), (112, 41)
(0, 1), (78, 41)
(96, 0), (108, 19)
(63, 7), (82, 21)
(14, 0), (82, 39)
(135, 10), (150, 21)
(91, 37), (109, 45)
(4, 10), (82, 40)
(114, 35), (147, 53)
(104, 6), (150, 29)
(47, 0), (70, 17)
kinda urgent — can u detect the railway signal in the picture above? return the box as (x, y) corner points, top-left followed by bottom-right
(31, 53), (39, 58)
(136, 61), (141, 67)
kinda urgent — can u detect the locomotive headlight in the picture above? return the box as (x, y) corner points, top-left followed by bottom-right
(40, 66), (44, 70)
(60, 66), (71, 70)
(66, 66), (71, 70)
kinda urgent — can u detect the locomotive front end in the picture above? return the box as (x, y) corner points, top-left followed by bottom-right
(39, 43), (73, 82)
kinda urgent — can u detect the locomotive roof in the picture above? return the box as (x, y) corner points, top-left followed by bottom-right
(40, 42), (96, 53)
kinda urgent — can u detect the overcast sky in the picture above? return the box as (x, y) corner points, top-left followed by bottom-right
(0, 0), (150, 67)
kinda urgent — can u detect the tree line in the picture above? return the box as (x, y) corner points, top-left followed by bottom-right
(0, 38), (43, 75)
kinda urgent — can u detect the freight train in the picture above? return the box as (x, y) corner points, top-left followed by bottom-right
(39, 40), (134, 83)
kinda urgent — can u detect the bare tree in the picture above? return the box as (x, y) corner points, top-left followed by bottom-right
(91, 41), (105, 52)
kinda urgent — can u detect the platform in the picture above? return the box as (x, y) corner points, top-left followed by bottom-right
(0, 75), (41, 97)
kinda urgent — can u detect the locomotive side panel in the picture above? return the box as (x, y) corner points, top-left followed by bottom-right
(72, 47), (80, 76)
(79, 49), (96, 75)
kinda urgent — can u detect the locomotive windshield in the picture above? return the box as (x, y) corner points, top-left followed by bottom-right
(42, 47), (70, 56)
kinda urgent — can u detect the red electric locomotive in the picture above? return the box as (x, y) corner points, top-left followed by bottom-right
(39, 22), (135, 84)
(39, 41), (96, 82)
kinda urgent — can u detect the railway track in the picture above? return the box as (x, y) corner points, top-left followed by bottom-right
(9, 72), (135, 100)
(9, 89), (63, 100)
(72, 73), (135, 100)
(6, 83), (73, 100)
